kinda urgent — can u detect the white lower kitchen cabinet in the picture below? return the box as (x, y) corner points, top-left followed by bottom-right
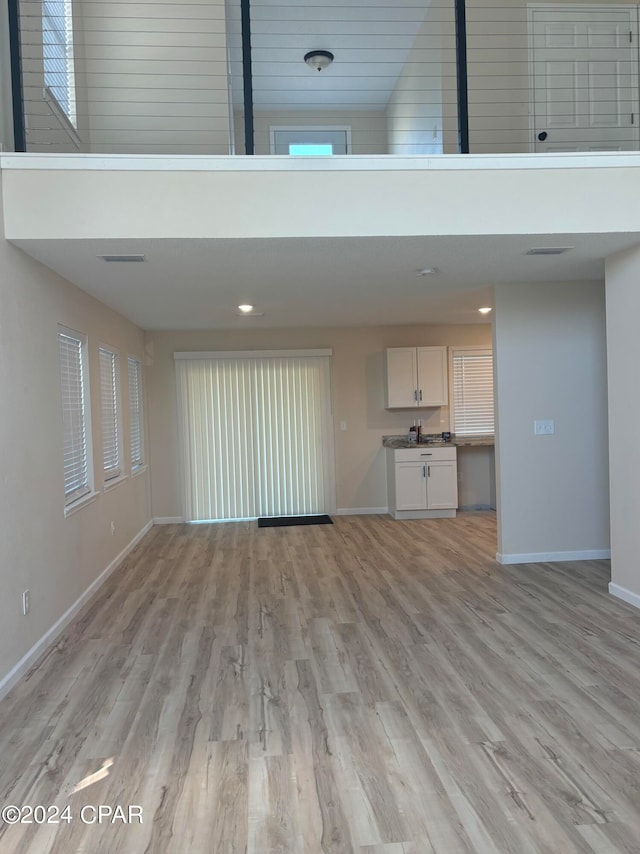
(386, 447), (458, 519)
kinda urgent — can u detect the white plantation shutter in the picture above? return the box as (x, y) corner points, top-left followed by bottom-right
(175, 352), (334, 521)
(128, 357), (144, 469)
(43, 0), (77, 126)
(452, 348), (495, 436)
(58, 327), (90, 505)
(99, 347), (121, 481)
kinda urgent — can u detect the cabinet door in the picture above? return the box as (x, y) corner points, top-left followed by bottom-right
(426, 460), (458, 509)
(385, 348), (418, 408)
(395, 462), (428, 510)
(417, 347), (448, 406)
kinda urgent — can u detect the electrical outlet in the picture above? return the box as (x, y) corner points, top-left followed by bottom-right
(110, 521), (115, 536)
(534, 420), (555, 436)
(22, 589), (30, 616)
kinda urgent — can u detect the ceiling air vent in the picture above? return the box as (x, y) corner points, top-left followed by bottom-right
(97, 254), (146, 263)
(525, 247), (573, 256)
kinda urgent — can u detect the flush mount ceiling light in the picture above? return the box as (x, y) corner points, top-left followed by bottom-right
(525, 247), (573, 256)
(478, 307), (492, 314)
(304, 50), (334, 72)
(97, 254), (146, 262)
(417, 267), (438, 276)
(236, 304), (265, 317)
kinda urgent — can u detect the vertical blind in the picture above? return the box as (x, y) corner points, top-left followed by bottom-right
(58, 328), (90, 504)
(128, 356), (144, 469)
(99, 347), (121, 481)
(452, 348), (495, 436)
(175, 353), (334, 521)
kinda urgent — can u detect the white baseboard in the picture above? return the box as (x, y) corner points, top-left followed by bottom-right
(609, 582), (640, 610)
(496, 549), (611, 565)
(153, 516), (185, 524)
(0, 519), (153, 702)
(334, 507), (389, 516)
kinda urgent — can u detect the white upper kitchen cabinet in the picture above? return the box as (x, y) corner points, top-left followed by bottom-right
(384, 346), (448, 408)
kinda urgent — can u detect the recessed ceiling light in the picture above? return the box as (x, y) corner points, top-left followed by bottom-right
(417, 267), (438, 276)
(238, 304), (254, 313)
(97, 254), (146, 263)
(525, 247), (573, 256)
(478, 307), (492, 314)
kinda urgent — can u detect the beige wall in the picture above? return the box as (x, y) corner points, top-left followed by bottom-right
(605, 245), (640, 601)
(235, 111), (389, 156)
(0, 171), (152, 690)
(493, 280), (609, 561)
(145, 324), (492, 518)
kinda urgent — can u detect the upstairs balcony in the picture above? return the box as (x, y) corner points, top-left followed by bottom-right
(3, 0), (640, 157)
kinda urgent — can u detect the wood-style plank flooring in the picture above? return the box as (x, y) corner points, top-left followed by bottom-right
(1, 512), (640, 853)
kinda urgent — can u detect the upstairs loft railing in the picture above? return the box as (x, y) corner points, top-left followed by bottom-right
(5, 0), (640, 157)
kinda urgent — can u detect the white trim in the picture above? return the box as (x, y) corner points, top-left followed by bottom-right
(131, 464), (149, 479)
(609, 582), (640, 610)
(334, 507), (389, 515)
(153, 516), (185, 524)
(174, 349), (332, 360)
(5, 152), (640, 172)
(496, 549), (611, 564)
(0, 519), (153, 702)
(63, 489), (99, 517)
(103, 473), (128, 492)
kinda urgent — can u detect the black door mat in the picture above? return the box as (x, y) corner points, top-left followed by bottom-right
(258, 514), (333, 528)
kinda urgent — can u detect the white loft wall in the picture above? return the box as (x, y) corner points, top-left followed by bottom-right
(145, 324), (492, 519)
(605, 245), (640, 607)
(234, 110), (389, 155)
(466, 0), (638, 154)
(81, 0), (231, 154)
(0, 170), (152, 695)
(493, 280), (609, 563)
(386, 6), (458, 155)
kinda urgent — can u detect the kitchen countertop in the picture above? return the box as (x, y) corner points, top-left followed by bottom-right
(383, 434), (495, 449)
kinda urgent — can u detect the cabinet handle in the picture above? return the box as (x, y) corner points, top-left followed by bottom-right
(419, 389), (423, 401)
(414, 389), (418, 401)
(423, 465), (426, 478)
(420, 453), (432, 456)
(428, 465), (431, 477)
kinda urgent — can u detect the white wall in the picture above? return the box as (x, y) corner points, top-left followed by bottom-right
(466, 0), (638, 154)
(145, 324), (492, 519)
(493, 280), (609, 562)
(81, 0), (231, 154)
(386, 6), (458, 155)
(605, 245), (640, 604)
(0, 171), (152, 693)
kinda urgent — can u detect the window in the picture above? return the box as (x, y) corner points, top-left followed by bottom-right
(128, 356), (145, 471)
(270, 127), (351, 155)
(451, 348), (495, 436)
(43, 0), (77, 127)
(58, 326), (92, 507)
(99, 347), (122, 482)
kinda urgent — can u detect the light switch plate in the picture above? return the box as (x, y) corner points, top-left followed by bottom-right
(534, 419), (555, 436)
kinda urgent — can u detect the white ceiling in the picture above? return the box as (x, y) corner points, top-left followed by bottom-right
(227, 1), (428, 110)
(12, 232), (639, 331)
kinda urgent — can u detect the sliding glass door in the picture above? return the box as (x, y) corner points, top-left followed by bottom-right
(175, 351), (335, 521)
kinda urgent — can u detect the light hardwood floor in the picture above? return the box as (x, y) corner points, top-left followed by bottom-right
(1, 512), (640, 853)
